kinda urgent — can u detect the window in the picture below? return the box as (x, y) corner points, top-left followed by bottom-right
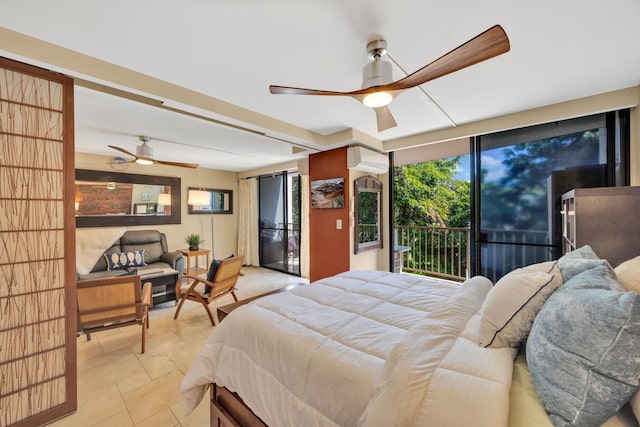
(472, 110), (629, 281)
(354, 175), (383, 253)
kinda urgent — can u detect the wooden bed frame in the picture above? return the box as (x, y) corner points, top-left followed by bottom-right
(210, 383), (266, 427)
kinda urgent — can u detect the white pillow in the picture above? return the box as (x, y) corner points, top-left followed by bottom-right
(478, 261), (563, 348)
(614, 255), (640, 293)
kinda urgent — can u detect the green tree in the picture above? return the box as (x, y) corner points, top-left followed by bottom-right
(393, 157), (469, 227)
(447, 179), (470, 227)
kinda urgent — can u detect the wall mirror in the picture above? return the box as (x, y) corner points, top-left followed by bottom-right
(75, 169), (181, 227)
(354, 175), (383, 253)
(187, 187), (233, 214)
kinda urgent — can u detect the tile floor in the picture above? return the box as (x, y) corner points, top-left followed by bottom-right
(50, 267), (308, 427)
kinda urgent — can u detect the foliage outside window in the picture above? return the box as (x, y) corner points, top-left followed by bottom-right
(354, 176), (382, 253)
(393, 157), (470, 279)
(393, 157), (469, 228)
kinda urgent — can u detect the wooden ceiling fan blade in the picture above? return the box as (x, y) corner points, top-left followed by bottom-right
(154, 159), (199, 169)
(272, 25), (509, 98)
(269, 85), (352, 96)
(374, 106), (397, 132)
(383, 25), (510, 91)
(269, 26), (509, 132)
(108, 145), (137, 158)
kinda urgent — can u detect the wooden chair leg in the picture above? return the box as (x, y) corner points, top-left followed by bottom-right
(203, 302), (216, 326)
(141, 323), (146, 354)
(174, 296), (188, 320)
(231, 290), (238, 303)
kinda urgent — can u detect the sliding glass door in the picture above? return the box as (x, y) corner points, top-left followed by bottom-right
(258, 172), (301, 275)
(471, 111), (629, 282)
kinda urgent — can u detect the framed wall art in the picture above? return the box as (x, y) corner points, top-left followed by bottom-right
(310, 177), (344, 209)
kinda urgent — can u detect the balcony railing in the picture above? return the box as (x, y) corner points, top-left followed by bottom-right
(396, 226), (470, 281)
(479, 229), (552, 283)
(395, 226), (552, 282)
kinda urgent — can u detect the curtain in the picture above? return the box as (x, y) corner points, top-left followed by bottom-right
(300, 174), (310, 278)
(238, 177), (260, 266)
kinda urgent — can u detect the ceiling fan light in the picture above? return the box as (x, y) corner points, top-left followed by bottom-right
(363, 92), (393, 108)
(135, 158), (153, 165)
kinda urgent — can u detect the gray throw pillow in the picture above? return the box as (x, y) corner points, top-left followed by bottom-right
(557, 245), (613, 282)
(560, 244), (600, 261)
(527, 265), (640, 426)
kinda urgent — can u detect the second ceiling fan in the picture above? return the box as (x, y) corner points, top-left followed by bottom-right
(269, 25), (510, 132)
(108, 136), (199, 169)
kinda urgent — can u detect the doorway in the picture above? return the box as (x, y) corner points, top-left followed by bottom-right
(258, 172), (301, 275)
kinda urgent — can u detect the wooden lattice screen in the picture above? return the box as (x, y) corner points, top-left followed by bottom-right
(0, 58), (76, 426)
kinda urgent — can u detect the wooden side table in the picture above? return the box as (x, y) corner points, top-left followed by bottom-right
(177, 248), (210, 275)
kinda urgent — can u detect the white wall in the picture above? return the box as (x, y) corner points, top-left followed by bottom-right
(75, 152), (239, 260)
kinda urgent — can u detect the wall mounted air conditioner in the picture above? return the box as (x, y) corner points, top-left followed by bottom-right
(347, 146), (389, 174)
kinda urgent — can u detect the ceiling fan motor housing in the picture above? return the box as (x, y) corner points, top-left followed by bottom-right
(136, 141), (153, 158)
(362, 59), (393, 89)
(362, 39), (393, 89)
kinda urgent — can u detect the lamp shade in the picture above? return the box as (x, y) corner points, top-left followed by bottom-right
(157, 193), (171, 206)
(187, 190), (210, 206)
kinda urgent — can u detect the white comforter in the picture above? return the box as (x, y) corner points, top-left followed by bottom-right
(181, 270), (516, 427)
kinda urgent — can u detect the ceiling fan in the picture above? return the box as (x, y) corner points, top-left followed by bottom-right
(269, 25), (510, 132)
(108, 136), (199, 169)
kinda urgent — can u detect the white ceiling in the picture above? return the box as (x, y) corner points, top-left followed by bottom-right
(0, 0), (639, 171)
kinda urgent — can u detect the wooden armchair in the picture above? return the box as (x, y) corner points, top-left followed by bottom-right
(76, 275), (152, 353)
(174, 255), (245, 326)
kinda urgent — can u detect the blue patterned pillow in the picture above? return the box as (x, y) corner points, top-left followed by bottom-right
(527, 265), (640, 426)
(105, 250), (146, 271)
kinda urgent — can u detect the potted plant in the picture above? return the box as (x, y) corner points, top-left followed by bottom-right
(185, 233), (203, 251)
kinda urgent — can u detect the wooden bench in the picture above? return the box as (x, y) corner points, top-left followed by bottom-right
(217, 282), (305, 322)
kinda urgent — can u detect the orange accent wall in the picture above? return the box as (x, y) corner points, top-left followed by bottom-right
(309, 147), (350, 281)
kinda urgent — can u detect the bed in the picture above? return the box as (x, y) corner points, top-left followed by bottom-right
(181, 247), (640, 427)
